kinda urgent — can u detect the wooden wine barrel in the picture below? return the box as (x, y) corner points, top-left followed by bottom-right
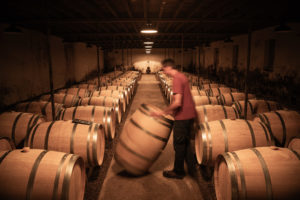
(15, 101), (64, 121)
(195, 105), (239, 124)
(80, 96), (122, 123)
(91, 90), (126, 112)
(191, 88), (208, 96)
(40, 93), (81, 108)
(288, 138), (300, 155)
(26, 120), (105, 166)
(60, 106), (116, 140)
(233, 99), (282, 120)
(58, 88), (90, 98)
(0, 149), (86, 200)
(254, 110), (300, 147)
(106, 85), (132, 101)
(218, 92), (256, 106)
(206, 87), (238, 97)
(195, 119), (273, 166)
(0, 137), (15, 151)
(115, 104), (174, 175)
(193, 95), (221, 106)
(0, 112), (45, 147)
(214, 146), (300, 200)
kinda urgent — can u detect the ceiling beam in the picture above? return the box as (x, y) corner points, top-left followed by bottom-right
(103, 1), (118, 18)
(3, 18), (283, 24)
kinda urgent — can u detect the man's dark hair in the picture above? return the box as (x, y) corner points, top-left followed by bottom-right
(161, 58), (175, 68)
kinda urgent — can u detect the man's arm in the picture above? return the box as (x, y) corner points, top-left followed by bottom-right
(151, 93), (182, 117)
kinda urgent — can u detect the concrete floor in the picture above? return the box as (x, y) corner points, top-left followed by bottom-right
(96, 74), (216, 200)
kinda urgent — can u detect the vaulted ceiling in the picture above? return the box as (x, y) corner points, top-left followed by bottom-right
(1, 0), (299, 49)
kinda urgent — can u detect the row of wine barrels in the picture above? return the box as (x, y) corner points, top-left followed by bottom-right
(202, 83), (226, 90)
(40, 93), (81, 108)
(254, 110), (300, 147)
(218, 92), (256, 106)
(115, 104), (174, 175)
(71, 83), (99, 91)
(0, 149), (86, 200)
(195, 119), (274, 166)
(0, 137), (15, 151)
(58, 88), (90, 98)
(80, 96), (122, 123)
(101, 86), (131, 104)
(14, 101), (64, 121)
(233, 99), (282, 120)
(26, 120), (105, 167)
(0, 112), (45, 147)
(91, 90), (127, 112)
(214, 146), (300, 200)
(59, 106), (116, 140)
(195, 105), (239, 124)
(191, 88), (208, 96)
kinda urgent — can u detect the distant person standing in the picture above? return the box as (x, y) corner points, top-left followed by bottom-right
(152, 58), (197, 179)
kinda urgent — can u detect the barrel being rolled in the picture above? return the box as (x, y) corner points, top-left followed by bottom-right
(59, 105), (116, 140)
(40, 93), (81, 108)
(254, 110), (300, 147)
(193, 95), (221, 106)
(0, 149), (86, 200)
(80, 96), (122, 124)
(233, 99), (282, 120)
(196, 105), (239, 124)
(115, 104), (174, 175)
(0, 137), (15, 151)
(218, 92), (256, 106)
(15, 101), (64, 121)
(195, 119), (274, 166)
(0, 112), (45, 147)
(26, 120), (105, 166)
(214, 146), (300, 200)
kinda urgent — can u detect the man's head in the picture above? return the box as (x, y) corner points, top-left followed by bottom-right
(161, 58), (176, 76)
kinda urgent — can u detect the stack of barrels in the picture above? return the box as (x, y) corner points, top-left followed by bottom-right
(0, 70), (140, 200)
(157, 71), (300, 200)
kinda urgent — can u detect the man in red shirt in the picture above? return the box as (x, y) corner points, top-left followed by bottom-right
(152, 58), (197, 179)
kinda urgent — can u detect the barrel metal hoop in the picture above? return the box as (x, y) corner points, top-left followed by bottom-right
(265, 100), (271, 111)
(103, 108), (107, 135)
(274, 111), (286, 146)
(222, 153), (239, 200)
(207, 96), (211, 104)
(44, 121), (56, 150)
(0, 150), (12, 165)
(203, 106), (208, 123)
(91, 106), (96, 123)
(103, 96), (107, 106)
(70, 123), (78, 154)
(61, 108), (67, 120)
(88, 96), (93, 105)
(130, 118), (168, 143)
(232, 106), (238, 118)
(229, 93), (234, 104)
(140, 104), (173, 125)
(288, 148), (300, 160)
(86, 124), (93, 166)
(219, 120), (229, 152)
(92, 124), (99, 165)
(250, 148), (273, 200)
(29, 123), (41, 148)
(72, 106), (78, 120)
(26, 114), (36, 137)
(118, 138), (152, 162)
(107, 109), (112, 139)
(245, 120), (256, 147)
(205, 122), (213, 165)
(42, 102), (50, 116)
(247, 100), (254, 114)
(52, 153), (69, 200)
(62, 94), (68, 105)
(230, 152), (247, 200)
(12, 112), (23, 146)
(76, 88), (80, 97)
(217, 88), (221, 96)
(222, 106), (228, 119)
(26, 150), (48, 200)
(62, 155), (81, 200)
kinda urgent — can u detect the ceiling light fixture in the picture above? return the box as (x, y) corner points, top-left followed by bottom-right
(145, 46), (152, 48)
(144, 41), (154, 45)
(141, 23), (158, 34)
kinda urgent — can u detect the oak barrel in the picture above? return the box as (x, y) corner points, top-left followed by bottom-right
(26, 120), (105, 166)
(195, 119), (273, 166)
(40, 93), (80, 108)
(193, 95), (221, 106)
(214, 147), (300, 200)
(60, 106), (116, 140)
(0, 137), (15, 151)
(58, 88), (90, 98)
(91, 90), (126, 112)
(115, 104), (174, 175)
(0, 149), (86, 200)
(218, 92), (256, 106)
(0, 112), (45, 147)
(254, 110), (300, 147)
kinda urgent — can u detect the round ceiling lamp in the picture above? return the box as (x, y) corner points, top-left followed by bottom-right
(141, 23), (158, 34)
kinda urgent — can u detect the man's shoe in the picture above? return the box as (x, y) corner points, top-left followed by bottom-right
(163, 170), (185, 179)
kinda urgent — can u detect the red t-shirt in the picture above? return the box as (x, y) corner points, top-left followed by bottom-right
(172, 72), (197, 120)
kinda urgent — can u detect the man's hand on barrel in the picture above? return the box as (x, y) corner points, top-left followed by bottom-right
(150, 110), (165, 117)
